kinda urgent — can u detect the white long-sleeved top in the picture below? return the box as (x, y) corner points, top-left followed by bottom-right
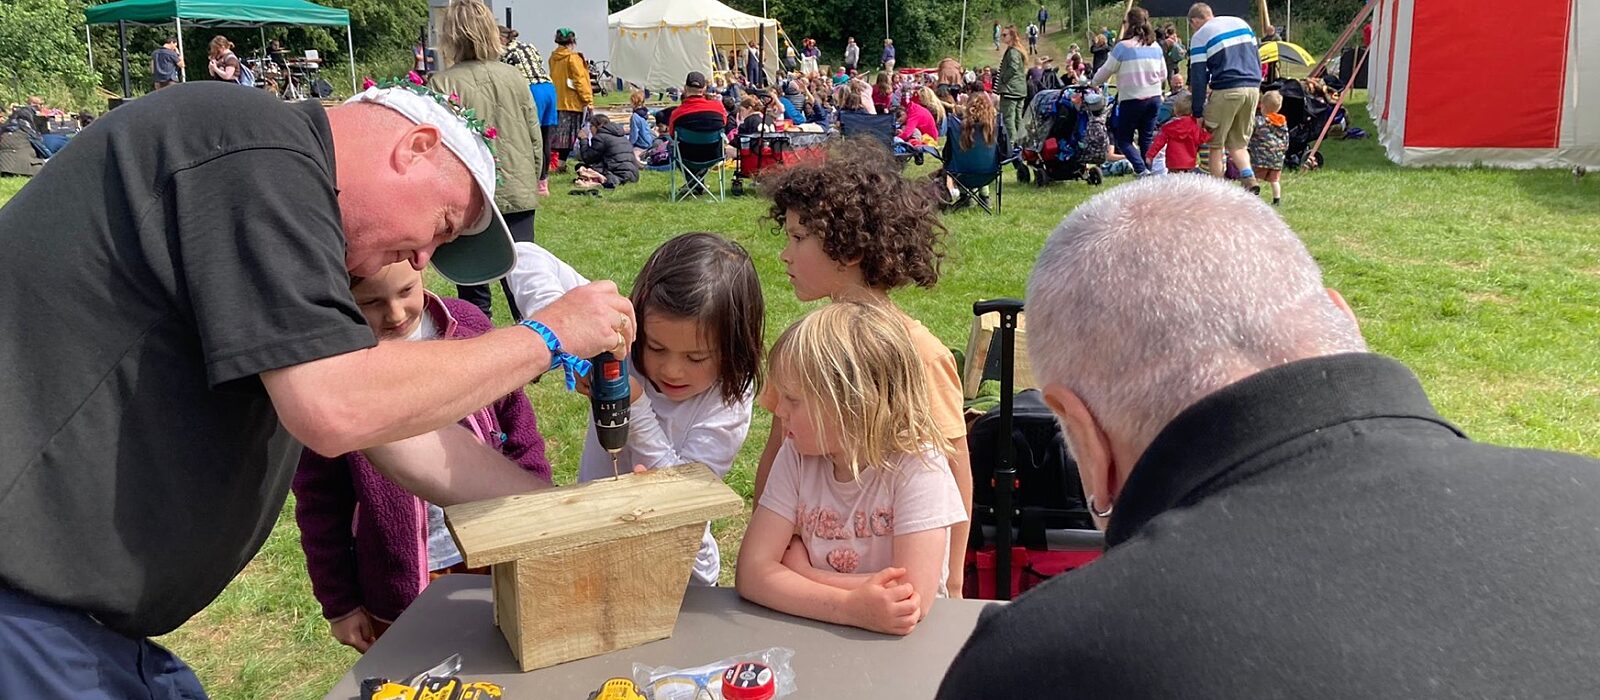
(579, 374), (754, 585)
(505, 241), (753, 586)
(504, 241), (590, 318)
(1090, 39), (1169, 102)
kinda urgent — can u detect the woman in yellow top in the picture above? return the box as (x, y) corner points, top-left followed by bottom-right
(547, 27), (593, 168)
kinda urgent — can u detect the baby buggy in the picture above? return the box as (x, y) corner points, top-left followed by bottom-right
(1275, 79), (1336, 170)
(1016, 86), (1107, 187)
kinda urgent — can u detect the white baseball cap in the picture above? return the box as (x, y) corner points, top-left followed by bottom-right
(344, 84), (514, 286)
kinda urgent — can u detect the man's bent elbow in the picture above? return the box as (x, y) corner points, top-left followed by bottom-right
(276, 393), (364, 457)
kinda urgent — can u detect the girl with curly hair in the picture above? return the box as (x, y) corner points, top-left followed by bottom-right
(750, 142), (974, 598)
(736, 301), (965, 636)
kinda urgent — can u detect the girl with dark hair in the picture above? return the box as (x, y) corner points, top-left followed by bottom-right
(1089, 7), (1168, 175)
(576, 233), (767, 587)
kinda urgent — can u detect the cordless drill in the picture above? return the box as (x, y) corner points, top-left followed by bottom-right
(589, 352), (630, 479)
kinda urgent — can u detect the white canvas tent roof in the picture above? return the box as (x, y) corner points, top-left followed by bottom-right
(608, 0), (780, 90)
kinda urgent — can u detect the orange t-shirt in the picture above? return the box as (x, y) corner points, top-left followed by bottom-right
(761, 310), (967, 442)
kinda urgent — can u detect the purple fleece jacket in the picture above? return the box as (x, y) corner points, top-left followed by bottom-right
(292, 294), (550, 623)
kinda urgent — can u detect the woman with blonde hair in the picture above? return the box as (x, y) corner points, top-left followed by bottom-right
(426, 0), (543, 319)
(206, 35), (243, 83)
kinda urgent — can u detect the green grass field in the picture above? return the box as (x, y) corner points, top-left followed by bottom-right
(2, 91), (1596, 698)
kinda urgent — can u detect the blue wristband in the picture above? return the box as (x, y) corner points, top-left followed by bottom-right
(518, 319), (592, 391)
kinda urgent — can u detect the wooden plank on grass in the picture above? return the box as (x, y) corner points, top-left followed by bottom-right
(962, 309), (1038, 398)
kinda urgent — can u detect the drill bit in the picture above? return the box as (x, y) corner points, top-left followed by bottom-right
(611, 453), (621, 480)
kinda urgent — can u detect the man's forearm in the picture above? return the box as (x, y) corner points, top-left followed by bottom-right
(304, 326), (551, 455)
(363, 423), (552, 506)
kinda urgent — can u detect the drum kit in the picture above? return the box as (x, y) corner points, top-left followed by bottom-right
(247, 48), (333, 101)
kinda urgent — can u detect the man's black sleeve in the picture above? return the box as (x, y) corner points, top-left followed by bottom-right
(170, 147), (376, 387)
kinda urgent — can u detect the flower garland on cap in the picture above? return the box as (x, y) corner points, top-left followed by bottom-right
(360, 72), (504, 183)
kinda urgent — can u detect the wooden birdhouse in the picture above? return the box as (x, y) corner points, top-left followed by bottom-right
(445, 463), (744, 672)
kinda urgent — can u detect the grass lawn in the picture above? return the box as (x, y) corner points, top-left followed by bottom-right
(2, 92), (1596, 698)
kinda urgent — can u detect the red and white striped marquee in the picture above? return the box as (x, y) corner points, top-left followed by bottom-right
(1367, 0), (1598, 168)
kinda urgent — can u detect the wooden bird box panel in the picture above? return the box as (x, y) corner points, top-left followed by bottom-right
(447, 463), (745, 671)
(447, 463), (743, 568)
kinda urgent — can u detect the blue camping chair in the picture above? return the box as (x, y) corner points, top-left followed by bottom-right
(669, 127), (727, 202)
(837, 110), (896, 153)
(938, 118), (1014, 215)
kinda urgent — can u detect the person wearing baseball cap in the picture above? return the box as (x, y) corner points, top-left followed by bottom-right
(0, 75), (633, 694)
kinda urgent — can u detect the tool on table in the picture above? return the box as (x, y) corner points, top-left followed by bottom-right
(359, 654), (502, 700)
(588, 677), (647, 700)
(589, 352), (631, 480)
(720, 662), (776, 700)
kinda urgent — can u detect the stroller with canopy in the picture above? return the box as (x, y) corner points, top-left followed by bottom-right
(1275, 79), (1342, 170)
(1016, 87), (1106, 186)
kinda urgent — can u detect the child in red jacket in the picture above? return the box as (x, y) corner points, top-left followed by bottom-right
(1147, 94), (1210, 173)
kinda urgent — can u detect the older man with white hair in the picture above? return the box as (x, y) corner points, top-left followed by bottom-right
(936, 176), (1600, 699)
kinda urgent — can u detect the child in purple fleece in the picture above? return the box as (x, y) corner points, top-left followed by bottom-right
(292, 262), (551, 653)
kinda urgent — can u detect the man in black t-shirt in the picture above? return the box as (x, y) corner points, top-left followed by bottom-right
(0, 82), (634, 696)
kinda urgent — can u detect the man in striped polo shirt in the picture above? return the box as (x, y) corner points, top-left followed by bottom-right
(1187, 2), (1261, 192)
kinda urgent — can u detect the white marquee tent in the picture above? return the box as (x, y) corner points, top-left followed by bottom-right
(608, 0), (780, 90)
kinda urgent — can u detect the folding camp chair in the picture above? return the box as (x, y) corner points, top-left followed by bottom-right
(669, 127), (727, 202)
(837, 111), (896, 153)
(937, 120), (1014, 214)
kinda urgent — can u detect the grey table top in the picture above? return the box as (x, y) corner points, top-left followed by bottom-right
(321, 574), (996, 699)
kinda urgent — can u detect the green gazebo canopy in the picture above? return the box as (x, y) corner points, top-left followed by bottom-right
(85, 0), (350, 27)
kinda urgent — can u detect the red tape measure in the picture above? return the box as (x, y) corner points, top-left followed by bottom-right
(720, 662), (776, 700)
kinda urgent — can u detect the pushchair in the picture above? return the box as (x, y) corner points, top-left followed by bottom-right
(1276, 80), (1333, 170)
(963, 299), (1103, 600)
(587, 59), (613, 96)
(1017, 87), (1106, 187)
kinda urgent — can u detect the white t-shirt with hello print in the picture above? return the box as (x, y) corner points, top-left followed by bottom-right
(758, 440), (967, 597)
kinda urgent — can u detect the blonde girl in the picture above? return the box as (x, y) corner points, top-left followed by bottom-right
(736, 302), (966, 636)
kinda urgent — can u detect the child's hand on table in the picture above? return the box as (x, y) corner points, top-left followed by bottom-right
(329, 607), (377, 653)
(846, 567), (922, 636)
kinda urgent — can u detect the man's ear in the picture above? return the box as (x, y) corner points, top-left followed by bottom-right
(389, 123), (443, 174)
(1326, 287), (1359, 330)
(1041, 383), (1117, 528)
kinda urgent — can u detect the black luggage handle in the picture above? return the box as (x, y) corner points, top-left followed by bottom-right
(973, 298), (1023, 600)
(973, 298), (1024, 316)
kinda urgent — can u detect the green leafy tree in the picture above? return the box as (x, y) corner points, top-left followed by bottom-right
(1, 0), (99, 107)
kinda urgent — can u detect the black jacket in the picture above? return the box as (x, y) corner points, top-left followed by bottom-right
(577, 121), (639, 187)
(939, 353), (1600, 699)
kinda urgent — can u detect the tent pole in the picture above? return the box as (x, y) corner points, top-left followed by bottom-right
(260, 26), (266, 59)
(884, 0), (889, 43)
(87, 26), (94, 73)
(119, 21), (131, 98)
(176, 18), (186, 82)
(346, 25), (357, 96)
(1286, 0), (1292, 39)
(959, 0), (967, 58)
